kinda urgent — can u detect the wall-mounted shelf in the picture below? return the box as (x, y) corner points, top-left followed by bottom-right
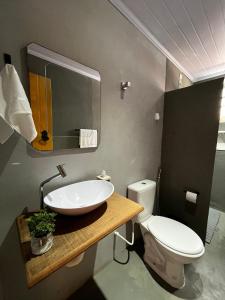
(16, 193), (143, 288)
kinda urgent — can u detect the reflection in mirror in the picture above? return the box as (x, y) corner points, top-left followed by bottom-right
(217, 82), (225, 150)
(27, 43), (101, 151)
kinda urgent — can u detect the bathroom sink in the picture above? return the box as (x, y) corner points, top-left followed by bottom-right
(44, 180), (114, 216)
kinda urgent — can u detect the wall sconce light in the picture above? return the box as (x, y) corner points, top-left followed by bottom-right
(121, 81), (131, 90)
(121, 81), (131, 99)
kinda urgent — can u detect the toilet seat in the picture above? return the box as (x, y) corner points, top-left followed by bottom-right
(146, 216), (204, 256)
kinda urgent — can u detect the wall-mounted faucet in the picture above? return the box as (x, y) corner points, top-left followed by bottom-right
(39, 164), (67, 209)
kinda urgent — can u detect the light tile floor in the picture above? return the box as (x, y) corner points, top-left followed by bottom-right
(69, 212), (225, 300)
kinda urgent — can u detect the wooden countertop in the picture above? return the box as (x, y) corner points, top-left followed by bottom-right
(16, 193), (143, 288)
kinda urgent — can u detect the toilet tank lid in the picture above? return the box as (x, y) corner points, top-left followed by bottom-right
(128, 179), (156, 193)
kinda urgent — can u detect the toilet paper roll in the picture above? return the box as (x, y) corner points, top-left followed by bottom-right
(186, 191), (197, 204)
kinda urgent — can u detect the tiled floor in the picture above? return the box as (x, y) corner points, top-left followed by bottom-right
(69, 212), (225, 300)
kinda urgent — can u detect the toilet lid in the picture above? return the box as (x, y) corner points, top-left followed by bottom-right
(147, 216), (204, 255)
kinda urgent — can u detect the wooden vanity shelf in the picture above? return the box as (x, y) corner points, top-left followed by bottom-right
(16, 193), (143, 288)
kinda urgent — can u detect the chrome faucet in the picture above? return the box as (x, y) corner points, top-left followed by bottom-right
(39, 164), (67, 209)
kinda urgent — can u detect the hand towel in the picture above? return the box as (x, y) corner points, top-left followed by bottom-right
(0, 64), (37, 144)
(79, 129), (97, 148)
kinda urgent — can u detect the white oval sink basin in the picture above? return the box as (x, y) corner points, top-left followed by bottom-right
(44, 180), (114, 216)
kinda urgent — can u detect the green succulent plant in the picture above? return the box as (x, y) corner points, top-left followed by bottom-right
(27, 209), (57, 238)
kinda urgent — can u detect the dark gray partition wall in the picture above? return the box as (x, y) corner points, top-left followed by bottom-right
(160, 78), (223, 241)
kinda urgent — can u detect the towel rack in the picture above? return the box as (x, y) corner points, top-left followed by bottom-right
(3, 53), (11, 65)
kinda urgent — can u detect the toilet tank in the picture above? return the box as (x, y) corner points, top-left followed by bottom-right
(128, 179), (156, 223)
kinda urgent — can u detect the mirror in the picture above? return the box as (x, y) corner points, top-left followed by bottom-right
(27, 43), (101, 151)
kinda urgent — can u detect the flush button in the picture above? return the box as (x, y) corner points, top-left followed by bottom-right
(141, 182), (146, 184)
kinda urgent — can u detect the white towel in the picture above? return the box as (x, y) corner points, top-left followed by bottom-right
(79, 129), (97, 148)
(0, 64), (37, 144)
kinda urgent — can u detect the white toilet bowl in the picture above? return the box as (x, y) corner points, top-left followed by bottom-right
(128, 179), (205, 289)
(140, 216), (204, 288)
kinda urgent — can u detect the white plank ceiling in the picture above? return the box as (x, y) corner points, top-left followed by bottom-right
(110, 0), (225, 82)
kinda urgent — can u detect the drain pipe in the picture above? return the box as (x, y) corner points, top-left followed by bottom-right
(113, 222), (134, 265)
(114, 221), (134, 246)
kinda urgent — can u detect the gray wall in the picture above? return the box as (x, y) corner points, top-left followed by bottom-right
(211, 151), (225, 212)
(160, 79), (223, 241)
(0, 0), (166, 299)
(165, 59), (192, 92)
(211, 123), (225, 212)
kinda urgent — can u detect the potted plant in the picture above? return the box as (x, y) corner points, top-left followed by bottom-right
(27, 209), (57, 255)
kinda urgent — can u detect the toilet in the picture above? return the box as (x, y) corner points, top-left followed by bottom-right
(128, 179), (205, 289)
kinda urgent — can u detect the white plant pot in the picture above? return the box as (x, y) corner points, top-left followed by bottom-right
(31, 233), (54, 255)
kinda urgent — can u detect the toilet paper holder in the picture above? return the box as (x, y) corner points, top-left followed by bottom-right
(183, 189), (200, 196)
(184, 189), (199, 214)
